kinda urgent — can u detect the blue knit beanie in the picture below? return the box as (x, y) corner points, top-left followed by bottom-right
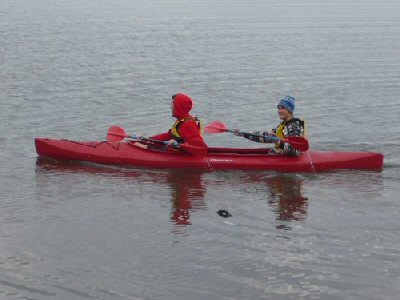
(277, 95), (295, 114)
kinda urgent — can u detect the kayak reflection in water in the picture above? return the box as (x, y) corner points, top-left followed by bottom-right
(149, 93), (208, 150)
(234, 95), (306, 156)
(167, 170), (207, 227)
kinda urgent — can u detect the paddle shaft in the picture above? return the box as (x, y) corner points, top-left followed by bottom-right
(204, 121), (309, 152)
(226, 129), (281, 143)
(109, 131), (178, 147)
(239, 131), (309, 151)
(107, 126), (206, 156)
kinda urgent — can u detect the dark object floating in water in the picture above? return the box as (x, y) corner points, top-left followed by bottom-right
(217, 209), (232, 218)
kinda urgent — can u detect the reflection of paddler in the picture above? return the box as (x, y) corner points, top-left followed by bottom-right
(167, 170), (206, 225)
(265, 175), (308, 222)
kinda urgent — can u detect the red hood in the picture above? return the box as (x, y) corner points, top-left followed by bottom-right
(173, 93), (193, 119)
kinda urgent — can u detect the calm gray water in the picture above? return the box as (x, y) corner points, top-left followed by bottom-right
(1, 0), (400, 299)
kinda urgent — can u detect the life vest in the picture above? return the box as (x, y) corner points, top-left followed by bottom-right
(275, 118), (306, 149)
(170, 116), (202, 143)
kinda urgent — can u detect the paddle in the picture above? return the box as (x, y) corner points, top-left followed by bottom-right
(204, 121), (309, 152)
(107, 126), (207, 156)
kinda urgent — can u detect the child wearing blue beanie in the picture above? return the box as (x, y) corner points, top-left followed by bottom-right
(277, 95), (296, 114)
(235, 95), (305, 156)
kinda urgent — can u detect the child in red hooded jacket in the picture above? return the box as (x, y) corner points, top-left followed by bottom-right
(150, 93), (207, 149)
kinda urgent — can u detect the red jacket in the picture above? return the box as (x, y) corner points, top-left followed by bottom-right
(151, 93), (207, 149)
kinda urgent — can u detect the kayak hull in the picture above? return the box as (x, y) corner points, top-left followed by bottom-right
(34, 138), (384, 173)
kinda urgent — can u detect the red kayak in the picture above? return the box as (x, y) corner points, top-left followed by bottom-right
(35, 137), (384, 173)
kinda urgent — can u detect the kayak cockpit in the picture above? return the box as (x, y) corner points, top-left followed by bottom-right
(207, 147), (273, 155)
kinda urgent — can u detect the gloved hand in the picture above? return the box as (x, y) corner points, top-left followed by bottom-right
(167, 139), (180, 148)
